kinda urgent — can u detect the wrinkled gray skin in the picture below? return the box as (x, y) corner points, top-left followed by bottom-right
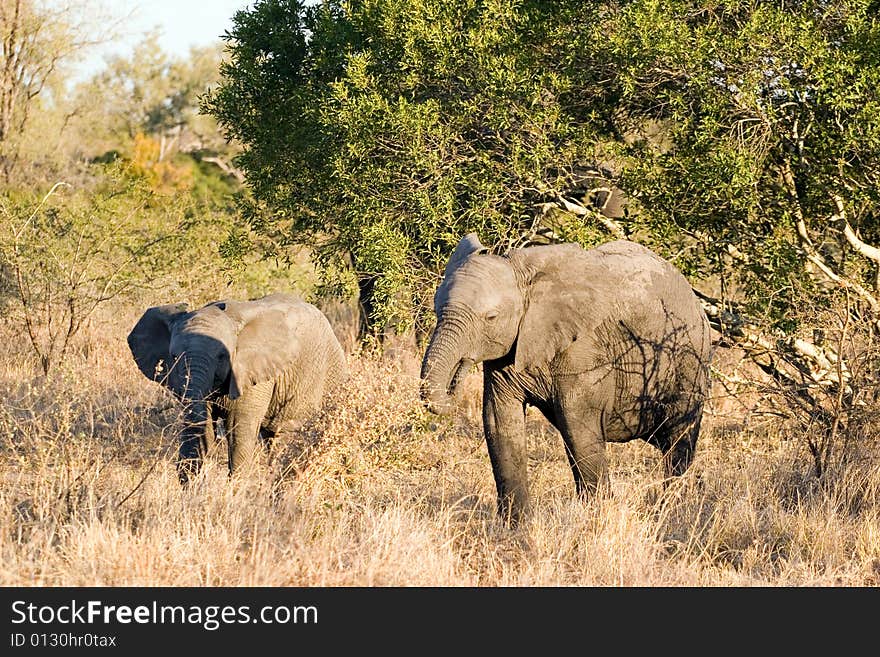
(420, 234), (713, 524)
(128, 292), (347, 484)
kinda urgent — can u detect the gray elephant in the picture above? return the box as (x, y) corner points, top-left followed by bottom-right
(128, 292), (347, 483)
(420, 234), (713, 523)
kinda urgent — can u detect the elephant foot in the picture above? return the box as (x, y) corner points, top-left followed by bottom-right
(227, 443), (272, 483)
(496, 492), (528, 528)
(176, 457), (203, 486)
(662, 428), (699, 478)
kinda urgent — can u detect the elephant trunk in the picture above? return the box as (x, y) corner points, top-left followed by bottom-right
(420, 319), (474, 416)
(177, 355), (216, 484)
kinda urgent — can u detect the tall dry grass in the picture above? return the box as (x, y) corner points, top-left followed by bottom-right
(1, 303), (879, 586)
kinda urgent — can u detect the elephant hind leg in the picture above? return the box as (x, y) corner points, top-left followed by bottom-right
(259, 427), (274, 449)
(660, 410), (702, 477)
(258, 427), (279, 466)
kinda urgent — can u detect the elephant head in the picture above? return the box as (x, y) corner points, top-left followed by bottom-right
(419, 235), (522, 414)
(420, 233), (593, 414)
(127, 295), (302, 481)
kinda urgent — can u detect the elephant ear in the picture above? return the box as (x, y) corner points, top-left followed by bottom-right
(222, 294), (304, 400)
(127, 303), (189, 384)
(513, 248), (592, 372)
(444, 233), (489, 278)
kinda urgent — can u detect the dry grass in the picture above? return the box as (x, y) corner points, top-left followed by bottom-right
(2, 304), (879, 587)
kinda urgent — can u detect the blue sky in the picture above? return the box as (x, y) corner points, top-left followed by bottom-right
(75, 0), (256, 80)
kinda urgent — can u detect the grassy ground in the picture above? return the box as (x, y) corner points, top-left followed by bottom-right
(1, 304), (879, 586)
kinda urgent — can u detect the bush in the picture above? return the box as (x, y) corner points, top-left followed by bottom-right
(0, 164), (301, 375)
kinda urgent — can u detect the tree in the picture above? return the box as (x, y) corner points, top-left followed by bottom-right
(203, 0), (623, 340)
(585, 0), (880, 323)
(207, 0), (880, 328)
(0, 0), (116, 183)
(586, 0), (880, 476)
(0, 172), (168, 374)
(207, 0), (880, 475)
(0, 158), (266, 375)
(82, 36), (213, 149)
(69, 34), (240, 176)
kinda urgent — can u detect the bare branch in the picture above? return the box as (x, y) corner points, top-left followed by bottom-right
(201, 155), (245, 183)
(832, 194), (880, 266)
(693, 287), (851, 393)
(555, 194), (628, 240)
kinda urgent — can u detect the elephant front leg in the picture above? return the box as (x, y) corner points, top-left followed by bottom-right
(177, 428), (204, 486)
(483, 375), (528, 526)
(226, 381), (274, 476)
(201, 401), (217, 456)
(178, 400), (212, 485)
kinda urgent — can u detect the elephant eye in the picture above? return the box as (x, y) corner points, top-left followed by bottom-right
(485, 310), (499, 321)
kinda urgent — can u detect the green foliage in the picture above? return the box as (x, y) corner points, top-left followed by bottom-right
(0, 161), (292, 373)
(0, 3), (304, 371)
(72, 34), (231, 152)
(204, 0), (614, 334)
(0, 171), (170, 373)
(594, 0), (880, 327)
(206, 0), (880, 336)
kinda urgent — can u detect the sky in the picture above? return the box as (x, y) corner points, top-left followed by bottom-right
(74, 0), (256, 81)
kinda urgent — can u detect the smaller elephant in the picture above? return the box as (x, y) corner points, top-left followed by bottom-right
(128, 292), (347, 483)
(420, 234), (713, 524)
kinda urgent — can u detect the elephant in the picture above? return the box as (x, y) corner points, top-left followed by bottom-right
(127, 292), (347, 484)
(420, 234), (713, 523)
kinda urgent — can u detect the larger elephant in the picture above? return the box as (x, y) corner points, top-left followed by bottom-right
(128, 292), (347, 483)
(420, 234), (713, 523)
